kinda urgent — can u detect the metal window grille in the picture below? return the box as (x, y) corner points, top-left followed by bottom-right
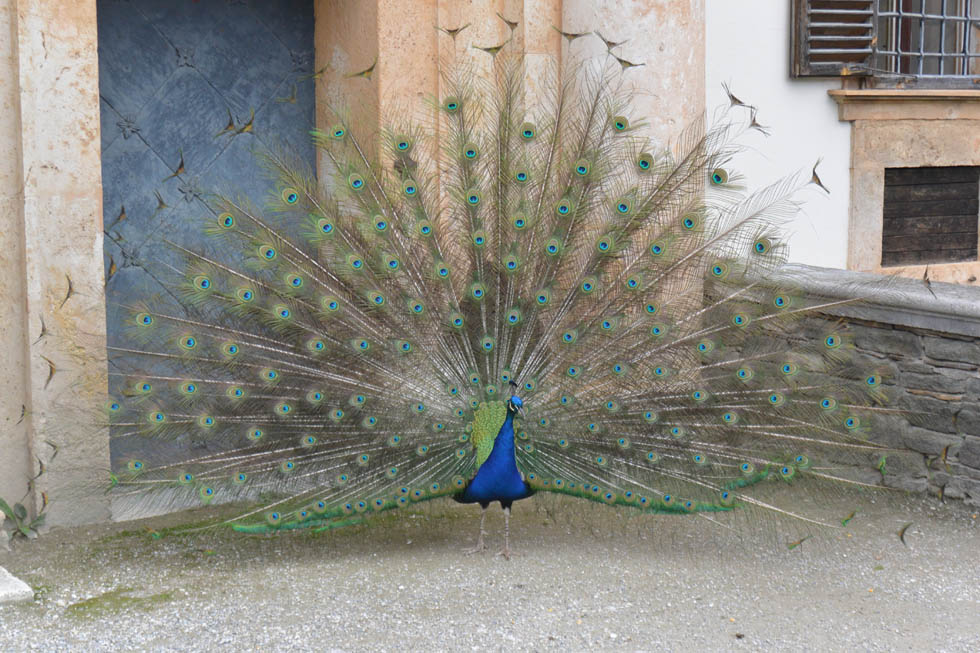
(874, 0), (980, 76)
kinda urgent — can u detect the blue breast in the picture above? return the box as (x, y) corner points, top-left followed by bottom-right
(459, 413), (533, 504)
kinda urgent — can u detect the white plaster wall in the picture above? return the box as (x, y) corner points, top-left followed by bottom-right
(705, 0), (851, 268)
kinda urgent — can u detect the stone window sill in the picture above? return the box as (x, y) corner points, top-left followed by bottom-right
(828, 89), (980, 121)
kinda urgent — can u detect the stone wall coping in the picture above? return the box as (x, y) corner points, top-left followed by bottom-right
(767, 263), (980, 338)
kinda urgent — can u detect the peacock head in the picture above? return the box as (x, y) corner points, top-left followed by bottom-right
(507, 395), (526, 418)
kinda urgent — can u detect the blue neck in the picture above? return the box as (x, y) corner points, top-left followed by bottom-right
(484, 412), (517, 469)
(460, 412), (532, 505)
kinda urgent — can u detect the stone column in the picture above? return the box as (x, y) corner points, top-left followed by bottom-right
(313, 0), (704, 164)
(0, 0), (110, 527)
(566, 0), (706, 145)
(0, 0), (31, 521)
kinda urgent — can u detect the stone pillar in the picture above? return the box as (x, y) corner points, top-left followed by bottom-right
(0, 0), (31, 520)
(314, 0), (381, 160)
(0, 0), (110, 527)
(313, 0), (704, 163)
(566, 0), (705, 145)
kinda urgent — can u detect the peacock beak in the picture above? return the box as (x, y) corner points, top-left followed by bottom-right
(517, 404), (526, 418)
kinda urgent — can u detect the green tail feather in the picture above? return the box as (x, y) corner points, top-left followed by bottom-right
(105, 36), (889, 534)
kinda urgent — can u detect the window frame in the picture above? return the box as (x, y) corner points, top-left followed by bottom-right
(791, 0), (980, 89)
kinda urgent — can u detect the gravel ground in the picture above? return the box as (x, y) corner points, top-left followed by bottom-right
(0, 490), (977, 652)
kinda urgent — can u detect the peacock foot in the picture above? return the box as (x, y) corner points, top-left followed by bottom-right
(463, 539), (487, 555)
(496, 547), (518, 560)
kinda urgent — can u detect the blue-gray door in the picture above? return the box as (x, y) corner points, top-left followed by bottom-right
(97, 0), (316, 461)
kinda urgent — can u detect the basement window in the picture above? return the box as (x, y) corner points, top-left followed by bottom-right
(881, 166), (980, 266)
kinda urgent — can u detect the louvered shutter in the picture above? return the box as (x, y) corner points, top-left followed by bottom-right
(791, 0), (875, 77)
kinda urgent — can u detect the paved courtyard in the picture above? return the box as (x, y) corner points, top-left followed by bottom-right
(1, 490), (978, 652)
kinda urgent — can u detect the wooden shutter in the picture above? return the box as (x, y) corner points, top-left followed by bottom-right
(791, 0), (875, 77)
(881, 167), (980, 266)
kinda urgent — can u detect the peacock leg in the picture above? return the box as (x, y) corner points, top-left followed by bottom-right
(496, 505), (513, 560)
(463, 504), (488, 554)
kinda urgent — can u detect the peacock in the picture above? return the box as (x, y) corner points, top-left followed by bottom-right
(104, 24), (889, 558)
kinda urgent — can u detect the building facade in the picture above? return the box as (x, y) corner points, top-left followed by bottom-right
(1, 0), (978, 526)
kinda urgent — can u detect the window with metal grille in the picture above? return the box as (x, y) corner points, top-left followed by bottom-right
(792, 0), (980, 81)
(881, 166), (980, 266)
(875, 1), (980, 76)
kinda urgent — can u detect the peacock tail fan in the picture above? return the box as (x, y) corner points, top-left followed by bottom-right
(105, 43), (891, 535)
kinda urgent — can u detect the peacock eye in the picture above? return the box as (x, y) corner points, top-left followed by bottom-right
(91, 57), (890, 540)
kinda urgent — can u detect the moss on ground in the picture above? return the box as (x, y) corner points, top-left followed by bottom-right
(65, 587), (175, 619)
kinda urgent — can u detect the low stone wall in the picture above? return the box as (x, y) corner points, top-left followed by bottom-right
(774, 264), (980, 506)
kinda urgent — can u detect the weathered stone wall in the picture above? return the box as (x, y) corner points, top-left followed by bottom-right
(769, 264), (980, 506)
(0, 0), (32, 519)
(0, 0), (110, 527)
(848, 323), (979, 503)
